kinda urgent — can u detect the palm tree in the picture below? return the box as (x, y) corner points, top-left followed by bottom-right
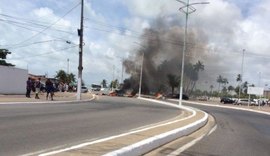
(101, 79), (107, 88)
(189, 61), (204, 94)
(167, 74), (179, 95)
(210, 85), (214, 95)
(228, 85), (234, 94)
(242, 81), (249, 94)
(216, 75), (223, 93)
(236, 74), (242, 82)
(193, 61), (204, 72)
(236, 73), (242, 98)
(222, 78), (229, 87)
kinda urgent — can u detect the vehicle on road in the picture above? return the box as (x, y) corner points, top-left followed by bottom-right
(220, 97), (235, 104)
(235, 99), (256, 106)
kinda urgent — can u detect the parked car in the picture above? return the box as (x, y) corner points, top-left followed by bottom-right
(220, 97), (235, 104)
(166, 94), (189, 100)
(81, 86), (88, 93)
(235, 99), (256, 106)
(253, 99), (267, 106)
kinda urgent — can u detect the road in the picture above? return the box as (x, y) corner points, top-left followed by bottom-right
(181, 102), (270, 156)
(0, 96), (180, 156)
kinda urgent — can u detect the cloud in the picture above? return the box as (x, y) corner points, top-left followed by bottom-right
(1, 0), (270, 89)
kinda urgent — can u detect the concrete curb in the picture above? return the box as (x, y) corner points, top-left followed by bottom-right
(170, 99), (270, 116)
(0, 95), (95, 105)
(103, 98), (208, 156)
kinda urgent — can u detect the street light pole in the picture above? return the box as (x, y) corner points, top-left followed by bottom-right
(67, 58), (70, 74)
(133, 42), (146, 98)
(238, 49), (245, 100)
(77, 0), (84, 100)
(139, 52), (144, 98)
(176, 0), (209, 105)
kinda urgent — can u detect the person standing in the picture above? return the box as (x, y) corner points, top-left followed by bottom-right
(26, 77), (32, 98)
(45, 79), (54, 100)
(35, 78), (41, 99)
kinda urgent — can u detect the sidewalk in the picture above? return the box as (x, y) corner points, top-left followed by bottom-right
(0, 92), (93, 103)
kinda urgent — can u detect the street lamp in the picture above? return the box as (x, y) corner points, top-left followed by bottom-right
(138, 52), (144, 98)
(238, 49), (245, 100)
(134, 42), (146, 98)
(176, 0), (209, 106)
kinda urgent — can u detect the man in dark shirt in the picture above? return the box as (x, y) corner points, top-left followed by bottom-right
(45, 79), (54, 100)
(26, 77), (32, 98)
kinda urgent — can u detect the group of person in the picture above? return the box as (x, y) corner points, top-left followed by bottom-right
(26, 77), (54, 100)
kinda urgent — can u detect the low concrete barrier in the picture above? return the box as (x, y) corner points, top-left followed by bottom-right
(103, 98), (208, 156)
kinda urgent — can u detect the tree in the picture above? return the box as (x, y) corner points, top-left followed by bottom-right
(193, 60), (205, 72)
(216, 75), (223, 93)
(184, 60), (204, 95)
(190, 61), (204, 94)
(236, 74), (242, 82)
(167, 74), (179, 95)
(210, 85), (214, 94)
(110, 79), (119, 89)
(67, 73), (76, 85)
(0, 49), (14, 66)
(242, 81), (249, 94)
(55, 70), (67, 83)
(101, 79), (107, 88)
(55, 70), (76, 85)
(221, 86), (227, 94)
(222, 78), (228, 87)
(228, 85), (234, 94)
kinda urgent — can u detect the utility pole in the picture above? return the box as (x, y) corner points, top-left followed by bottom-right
(176, 0), (209, 105)
(238, 49), (245, 100)
(121, 57), (124, 84)
(77, 0), (84, 100)
(67, 58), (70, 74)
(112, 65), (115, 91)
(138, 52), (144, 98)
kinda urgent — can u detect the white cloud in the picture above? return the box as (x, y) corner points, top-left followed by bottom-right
(1, 0), (270, 88)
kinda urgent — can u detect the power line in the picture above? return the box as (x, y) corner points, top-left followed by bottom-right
(7, 39), (78, 49)
(9, 45), (78, 60)
(0, 17), (77, 35)
(0, 18), (77, 48)
(8, 2), (80, 47)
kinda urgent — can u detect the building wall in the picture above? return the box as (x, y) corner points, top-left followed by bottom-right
(0, 66), (28, 94)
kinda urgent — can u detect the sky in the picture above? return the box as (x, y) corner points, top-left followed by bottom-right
(0, 0), (270, 91)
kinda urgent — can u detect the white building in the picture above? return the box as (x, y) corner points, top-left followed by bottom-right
(0, 65), (28, 94)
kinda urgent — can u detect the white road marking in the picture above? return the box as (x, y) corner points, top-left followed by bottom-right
(207, 124), (217, 136)
(36, 98), (196, 156)
(167, 123), (217, 156)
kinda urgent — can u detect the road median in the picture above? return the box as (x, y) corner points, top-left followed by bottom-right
(40, 98), (208, 156)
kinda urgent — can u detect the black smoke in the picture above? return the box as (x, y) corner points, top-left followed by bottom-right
(123, 18), (208, 95)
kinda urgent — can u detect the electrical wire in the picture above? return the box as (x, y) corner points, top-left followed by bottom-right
(9, 45), (78, 60)
(4, 2), (80, 47)
(7, 39), (77, 49)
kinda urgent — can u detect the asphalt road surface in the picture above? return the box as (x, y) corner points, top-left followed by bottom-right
(0, 96), (180, 156)
(181, 102), (270, 156)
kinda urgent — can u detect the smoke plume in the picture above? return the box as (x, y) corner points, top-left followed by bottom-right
(123, 18), (208, 95)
